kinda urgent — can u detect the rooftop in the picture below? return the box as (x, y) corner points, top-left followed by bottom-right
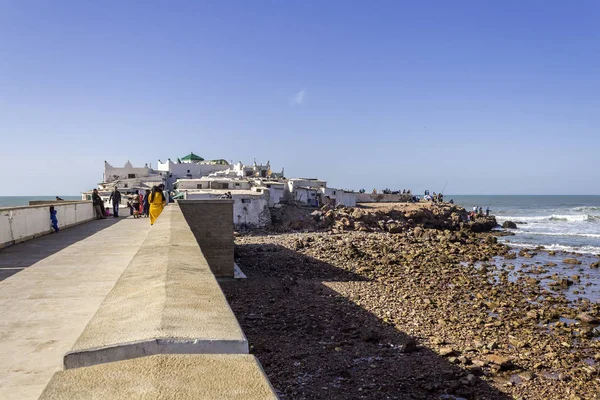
(181, 152), (204, 162)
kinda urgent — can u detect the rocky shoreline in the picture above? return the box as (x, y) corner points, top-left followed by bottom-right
(220, 203), (600, 399)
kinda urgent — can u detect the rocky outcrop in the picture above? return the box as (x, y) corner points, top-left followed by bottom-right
(275, 204), (498, 234)
(502, 221), (518, 229)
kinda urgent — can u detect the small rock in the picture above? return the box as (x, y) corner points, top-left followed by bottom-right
(563, 258), (582, 265)
(439, 347), (457, 357)
(577, 312), (599, 324)
(400, 338), (418, 353)
(486, 354), (513, 370)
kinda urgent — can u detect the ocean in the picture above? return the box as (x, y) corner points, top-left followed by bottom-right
(450, 195), (600, 255)
(0, 196), (81, 208)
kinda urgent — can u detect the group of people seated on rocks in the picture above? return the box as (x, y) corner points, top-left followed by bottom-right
(423, 190), (444, 203)
(470, 206), (491, 218)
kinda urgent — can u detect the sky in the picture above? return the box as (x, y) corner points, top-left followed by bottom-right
(1, 1), (599, 196)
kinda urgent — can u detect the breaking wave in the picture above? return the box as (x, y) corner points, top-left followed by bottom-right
(516, 231), (600, 239)
(497, 214), (600, 223)
(573, 206), (600, 212)
(505, 242), (600, 255)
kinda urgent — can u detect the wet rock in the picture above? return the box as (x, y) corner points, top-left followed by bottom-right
(563, 258), (582, 265)
(591, 261), (600, 269)
(502, 221), (518, 229)
(576, 313), (599, 324)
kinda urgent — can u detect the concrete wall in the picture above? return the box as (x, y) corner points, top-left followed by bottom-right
(0, 202), (95, 249)
(184, 192), (271, 227)
(356, 193), (413, 203)
(178, 200), (234, 277)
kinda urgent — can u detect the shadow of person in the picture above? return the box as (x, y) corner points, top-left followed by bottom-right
(221, 244), (512, 400)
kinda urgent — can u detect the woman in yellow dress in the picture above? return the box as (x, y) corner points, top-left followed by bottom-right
(149, 185), (166, 225)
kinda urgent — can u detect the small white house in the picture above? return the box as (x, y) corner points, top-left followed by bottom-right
(182, 189), (271, 227)
(320, 188), (357, 207)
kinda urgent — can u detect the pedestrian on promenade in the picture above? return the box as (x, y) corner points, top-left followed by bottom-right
(108, 186), (121, 218)
(143, 189), (150, 217)
(149, 185), (166, 225)
(132, 192), (141, 218)
(92, 189), (106, 219)
(49, 206), (59, 232)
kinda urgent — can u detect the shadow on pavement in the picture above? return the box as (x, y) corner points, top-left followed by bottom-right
(0, 218), (123, 281)
(220, 243), (511, 400)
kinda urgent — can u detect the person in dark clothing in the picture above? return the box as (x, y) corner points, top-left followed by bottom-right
(108, 186), (122, 218)
(55, 196), (64, 201)
(49, 206), (59, 232)
(143, 189), (150, 217)
(92, 189), (106, 219)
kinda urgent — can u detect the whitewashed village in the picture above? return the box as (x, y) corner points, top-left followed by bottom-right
(82, 152), (359, 227)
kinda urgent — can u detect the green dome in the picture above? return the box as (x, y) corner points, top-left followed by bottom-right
(181, 152), (204, 161)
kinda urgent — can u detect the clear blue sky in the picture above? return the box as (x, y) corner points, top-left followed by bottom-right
(1, 1), (598, 196)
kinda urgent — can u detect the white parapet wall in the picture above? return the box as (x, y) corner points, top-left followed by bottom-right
(0, 202), (95, 249)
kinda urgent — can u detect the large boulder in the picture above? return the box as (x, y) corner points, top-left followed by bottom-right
(502, 221), (518, 229)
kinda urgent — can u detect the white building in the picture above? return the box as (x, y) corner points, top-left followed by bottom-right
(157, 153), (230, 190)
(181, 189), (271, 227)
(320, 187), (357, 207)
(103, 161), (155, 183)
(210, 160), (284, 179)
(174, 177), (252, 191)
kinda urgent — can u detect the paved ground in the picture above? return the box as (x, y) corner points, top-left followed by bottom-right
(0, 217), (151, 400)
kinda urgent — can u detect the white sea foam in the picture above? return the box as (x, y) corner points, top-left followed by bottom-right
(496, 214), (598, 223)
(573, 206), (600, 212)
(516, 231), (600, 239)
(504, 242), (600, 255)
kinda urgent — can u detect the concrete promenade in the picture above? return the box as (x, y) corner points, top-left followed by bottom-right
(0, 218), (151, 400)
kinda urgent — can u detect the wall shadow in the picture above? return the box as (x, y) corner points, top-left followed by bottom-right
(221, 244), (512, 400)
(0, 218), (122, 281)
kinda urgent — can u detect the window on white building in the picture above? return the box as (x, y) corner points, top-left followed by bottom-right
(242, 199), (251, 204)
(196, 184), (202, 189)
(128, 174), (135, 179)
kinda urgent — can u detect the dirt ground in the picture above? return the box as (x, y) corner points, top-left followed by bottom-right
(221, 204), (600, 400)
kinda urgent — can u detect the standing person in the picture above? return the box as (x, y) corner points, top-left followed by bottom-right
(108, 186), (121, 218)
(132, 192), (141, 218)
(149, 185), (166, 225)
(486, 207), (490, 216)
(138, 191), (144, 215)
(92, 189), (106, 219)
(49, 206), (59, 232)
(143, 189), (151, 217)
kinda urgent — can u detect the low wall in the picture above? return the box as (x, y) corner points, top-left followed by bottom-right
(64, 204), (246, 369)
(39, 203), (278, 398)
(0, 202), (95, 249)
(356, 193), (412, 203)
(178, 200), (235, 277)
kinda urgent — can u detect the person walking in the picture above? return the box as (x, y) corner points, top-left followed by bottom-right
(108, 186), (122, 218)
(143, 189), (151, 217)
(132, 192), (141, 218)
(49, 206), (59, 232)
(149, 185), (166, 225)
(92, 189), (106, 219)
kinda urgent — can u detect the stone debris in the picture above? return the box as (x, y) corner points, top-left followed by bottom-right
(222, 203), (600, 400)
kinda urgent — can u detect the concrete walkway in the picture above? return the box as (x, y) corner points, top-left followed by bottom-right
(0, 218), (151, 400)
